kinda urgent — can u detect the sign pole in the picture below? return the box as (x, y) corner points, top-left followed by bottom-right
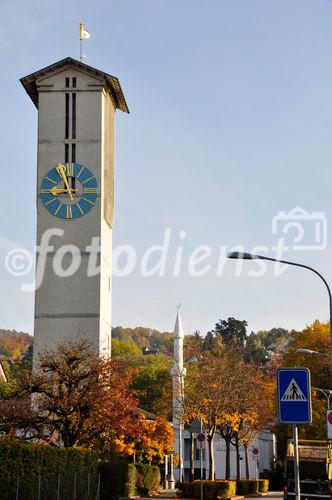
(200, 420), (203, 500)
(293, 425), (301, 500)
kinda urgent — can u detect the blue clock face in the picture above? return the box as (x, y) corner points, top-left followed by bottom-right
(40, 163), (99, 219)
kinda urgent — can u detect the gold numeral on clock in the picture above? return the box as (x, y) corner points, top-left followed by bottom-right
(83, 188), (98, 194)
(66, 205), (73, 219)
(45, 197), (57, 206)
(82, 197), (94, 205)
(82, 176), (94, 184)
(66, 163), (74, 177)
(45, 177), (57, 184)
(55, 203), (62, 216)
(77, 166), (85, 179)
(76, 203), (84, 215)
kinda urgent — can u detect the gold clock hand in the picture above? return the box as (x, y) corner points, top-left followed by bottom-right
(51, 187), (78, 195)
(56, 163), (74, 201)
(41, 188), (78, 195)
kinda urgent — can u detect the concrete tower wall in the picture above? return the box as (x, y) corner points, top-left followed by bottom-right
(33, 65), (115, 365)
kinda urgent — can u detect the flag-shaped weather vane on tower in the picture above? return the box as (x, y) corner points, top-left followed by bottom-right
(79, 22), (91, 62)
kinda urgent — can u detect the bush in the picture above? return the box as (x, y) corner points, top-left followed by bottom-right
(0, 439), (98, 477)
(178, 480), (236, 499)
(237, 480), (260, 495)
(135, 464), (160, 495)
(260, 469), (282, 490)
(258, 479), (269, 493)
(99, 462), (137, 500)
(0, 439), (99, 500)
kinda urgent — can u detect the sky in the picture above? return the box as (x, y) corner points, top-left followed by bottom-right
(1, 0), (332, 336)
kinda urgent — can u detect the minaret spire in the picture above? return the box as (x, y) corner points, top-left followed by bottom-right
(171, 305), (186, 483)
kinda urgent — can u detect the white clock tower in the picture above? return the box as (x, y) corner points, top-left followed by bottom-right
(20, 57), (128, 366)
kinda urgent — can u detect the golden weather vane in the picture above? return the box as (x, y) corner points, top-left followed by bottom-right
(79, 22), (91, 62)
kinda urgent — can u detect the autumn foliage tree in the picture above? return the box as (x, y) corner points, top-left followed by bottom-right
(0, 340), (174, 461)
(184, 350), (248, 479)
(184, 349), (274, 480)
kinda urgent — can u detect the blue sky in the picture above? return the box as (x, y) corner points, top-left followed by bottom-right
(1, 0), (332, 336)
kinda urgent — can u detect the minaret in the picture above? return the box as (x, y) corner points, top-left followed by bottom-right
(171, 306), (186, 483)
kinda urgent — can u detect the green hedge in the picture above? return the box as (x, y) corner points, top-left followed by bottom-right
(258, 479), (269, 493)
(179, 480), (236, 499)
(0, 439), (98, 476)
(135, 463), (160, 495)
(237, 479), (269, 495)
(99, 462), (160, 499)
(0, 439), (99, 499)
(99, 462), (137, 499)
(237, 480), (258, 495)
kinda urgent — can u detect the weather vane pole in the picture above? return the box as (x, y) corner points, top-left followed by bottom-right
(79, 22), (91, 62)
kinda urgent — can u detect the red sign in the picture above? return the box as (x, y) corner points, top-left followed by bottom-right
(327, 410), (332, 439)
(252, 447), (260, 461)
(197, 433), (205, 442)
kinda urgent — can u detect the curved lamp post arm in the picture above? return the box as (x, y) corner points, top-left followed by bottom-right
(312, 386), (332, 410)
(227, 252), (332, 378)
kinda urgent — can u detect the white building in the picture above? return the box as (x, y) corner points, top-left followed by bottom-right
(181, 429), (275, 481)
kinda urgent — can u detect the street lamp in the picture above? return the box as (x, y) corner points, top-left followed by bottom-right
(312, 387), (332, 410)
(296, 349), (327, 357)
(227, 252), (332, 377)
(295, 349), (332, 407)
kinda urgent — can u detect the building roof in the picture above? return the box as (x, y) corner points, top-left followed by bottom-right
(20, 56), (129, 113)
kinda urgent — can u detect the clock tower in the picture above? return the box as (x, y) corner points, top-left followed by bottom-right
(20, 57), (128, 366)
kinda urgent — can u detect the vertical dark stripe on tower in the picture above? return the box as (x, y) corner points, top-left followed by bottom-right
(65, 143), (69, 163)
(72, 93), (76, 139)
(65, 93), (70, 139)
(72, 143), (76, 163)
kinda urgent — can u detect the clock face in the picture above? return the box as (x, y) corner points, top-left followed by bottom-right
(40, 163), (99, 219)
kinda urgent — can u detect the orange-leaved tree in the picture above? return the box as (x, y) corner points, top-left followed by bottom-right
(0, 340), (143, 451)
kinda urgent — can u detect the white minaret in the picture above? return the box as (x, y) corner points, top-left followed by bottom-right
(171, 306), (186, 483)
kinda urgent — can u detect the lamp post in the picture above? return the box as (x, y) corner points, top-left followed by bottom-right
(296, 349), (327, 357)
(312, 387), (332, 410)
(227, 252), (332, 378)
(295, 348), (332, 408)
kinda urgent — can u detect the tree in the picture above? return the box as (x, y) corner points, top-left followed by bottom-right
(130, 415), (174, 463)
(130, 355), (173, 418)
(112, 338), (142, 357)
(244, 332), (269, 364)
(183, 331), (204, 360)
(273, 321), (330, 447)
(0, 341), (140, 449)
(216, 360), (274, 480)
(184, 350), (250, 480)
(282, 321), (330, 389)
(213, 317), (248, 349)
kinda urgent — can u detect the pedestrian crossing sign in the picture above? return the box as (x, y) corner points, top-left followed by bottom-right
(281, 379), (307, 402)
(277, 368), (311, 424)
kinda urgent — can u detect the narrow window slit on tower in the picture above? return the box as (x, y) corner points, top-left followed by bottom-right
(65, 77), (70, 88)
(72, 93), (76, 139)
(65, 143), (69, 163)
(72, 77), (77, 88)
(72, 144), (76, 163)
(65, 93), (70, 139)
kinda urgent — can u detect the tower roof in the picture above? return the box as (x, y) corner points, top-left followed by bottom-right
(173, 310), (184, 339)
(20, 56), (129, 113)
